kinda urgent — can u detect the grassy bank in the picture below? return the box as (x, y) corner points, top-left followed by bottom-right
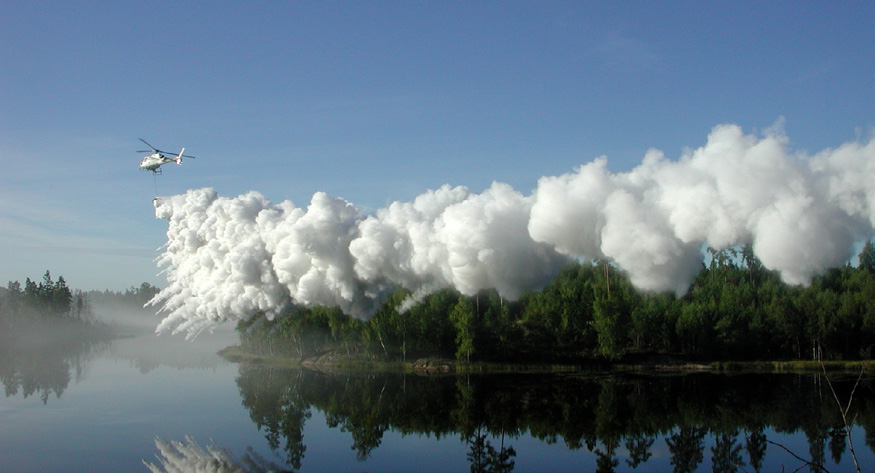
(710, 360), (875, 373)
(219, 345), (875, 375)
(218, 345), (602, 373)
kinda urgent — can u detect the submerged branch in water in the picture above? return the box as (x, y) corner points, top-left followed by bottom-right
(820, 361), (864, 473)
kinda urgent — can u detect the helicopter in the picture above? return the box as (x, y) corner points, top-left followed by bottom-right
(137, 138), (196, 174)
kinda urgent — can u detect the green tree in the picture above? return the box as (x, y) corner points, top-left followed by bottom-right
(51, 275), (72, 315)
(125, 282), (161, 306)
(406, 289), (459, 357)
(451, 297), (477, 362)
(856, 271), (875, 357)
(519, 289), (563, 358)
(763, 285), (805, 359)
(713, 282), (754, 358)
(630, 294), (675, 352)
(327, 307), (363, 358)
(859, 240), (875, 273)
(591, 263), (634, 359)
(364, 290), (411, 359)
(2, 281), (23, 315)
(798, 283), (839, 360)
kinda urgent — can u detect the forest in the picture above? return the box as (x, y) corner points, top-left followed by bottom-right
(237, 242), (875, 363)
(0, 271), (160, 323)
(0, 271), (82, 320)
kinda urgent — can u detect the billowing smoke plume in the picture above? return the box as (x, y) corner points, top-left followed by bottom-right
(149, 124), (875, 338)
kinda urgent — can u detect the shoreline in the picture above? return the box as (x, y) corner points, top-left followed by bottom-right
(217, 345), (875, 375)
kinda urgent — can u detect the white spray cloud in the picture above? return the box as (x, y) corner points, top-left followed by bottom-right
(350, 182), (567, 310)
(148, 123), (875, 338)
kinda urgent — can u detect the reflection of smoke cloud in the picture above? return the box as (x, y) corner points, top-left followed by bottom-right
(144, 436), (283, 473)
(149, 123), (875, 338)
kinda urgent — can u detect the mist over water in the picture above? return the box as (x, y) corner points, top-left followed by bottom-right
(0, 301), (237, 406)
(0, 317), (108, 404)
(149, 124), (875, 338)
(91, 303), (238, 372)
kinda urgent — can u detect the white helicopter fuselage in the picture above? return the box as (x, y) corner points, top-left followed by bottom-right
(139, 148), (185, 172)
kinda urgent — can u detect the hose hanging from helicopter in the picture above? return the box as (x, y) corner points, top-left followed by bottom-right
(136, 138), (196, 198)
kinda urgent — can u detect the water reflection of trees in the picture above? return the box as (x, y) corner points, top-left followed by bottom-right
(0, 318), (109, 404)
(467, 427), (516, 473)
(235, 368), (875, 472)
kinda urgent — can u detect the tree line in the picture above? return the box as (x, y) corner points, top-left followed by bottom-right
(1, 271), (80, 319)
(81, 282), (161, 311)
(1, 272), (160, 324)
(238, 241), (875, 362)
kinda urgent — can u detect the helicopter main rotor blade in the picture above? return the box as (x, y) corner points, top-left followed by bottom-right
(138, 138), (158, 151)
(137, 139), (196, 158)
(162, 149), (194, 158)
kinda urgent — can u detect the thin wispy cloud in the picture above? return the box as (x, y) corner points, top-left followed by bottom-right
(589, 30), (662, 71)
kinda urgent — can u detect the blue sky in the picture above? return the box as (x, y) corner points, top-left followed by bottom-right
(1, 1), (873, 291)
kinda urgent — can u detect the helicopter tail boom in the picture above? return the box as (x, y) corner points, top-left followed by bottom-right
(175, 148), (185, 165)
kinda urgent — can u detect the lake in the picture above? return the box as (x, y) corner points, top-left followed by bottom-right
(2, 327), (874, 473)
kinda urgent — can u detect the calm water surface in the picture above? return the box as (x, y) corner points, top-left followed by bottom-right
(2, 330), (874, 473)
